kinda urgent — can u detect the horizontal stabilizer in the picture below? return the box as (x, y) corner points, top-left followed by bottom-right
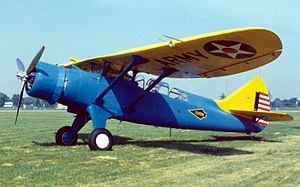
(230, 109), (294, 121)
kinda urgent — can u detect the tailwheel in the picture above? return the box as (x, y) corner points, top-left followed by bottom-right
(88, 128), (113, 151)
(55, 126), (78, 146)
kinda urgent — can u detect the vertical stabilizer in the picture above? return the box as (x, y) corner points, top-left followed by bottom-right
(216, 76), (268, 112)
(215, 76), (271, 126)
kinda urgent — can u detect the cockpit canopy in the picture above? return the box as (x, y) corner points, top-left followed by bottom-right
(145, 78), (188, 102)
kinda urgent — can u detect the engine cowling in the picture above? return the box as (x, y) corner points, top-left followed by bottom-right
(26, 62), (66, 104)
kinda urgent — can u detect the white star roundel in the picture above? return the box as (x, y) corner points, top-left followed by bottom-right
(204, 40), (256, 59)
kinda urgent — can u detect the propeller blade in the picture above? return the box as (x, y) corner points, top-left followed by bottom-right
(15, 81), (26, 125)
(16, 58), (26, 72)
(26, 46), (45, 74)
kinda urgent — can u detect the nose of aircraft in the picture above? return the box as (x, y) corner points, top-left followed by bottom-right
(15, 46), (67, 124)
(26, 62), (66, 105)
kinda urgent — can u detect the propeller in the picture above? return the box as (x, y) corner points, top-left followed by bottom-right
(15, 46), (45, 124)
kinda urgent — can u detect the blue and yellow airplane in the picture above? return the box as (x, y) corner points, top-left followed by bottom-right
(15, 28), (293, 151)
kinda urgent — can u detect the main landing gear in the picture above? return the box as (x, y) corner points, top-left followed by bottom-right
(55, 126), (114, 151)
(54, 111), (114, 151)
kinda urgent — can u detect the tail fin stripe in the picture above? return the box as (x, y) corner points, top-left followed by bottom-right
(257, 120), (269, 126)
(259, 95), (269, 100)
(259, 100), (270, 105)
(259, 97), (270, 102)
(259, 92), (269, 97)
(258, 105), (270, 111)
(258, 102), (270, 107)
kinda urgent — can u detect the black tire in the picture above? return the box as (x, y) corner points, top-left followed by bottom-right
(88, 128), (113, 151)
(55, 126), (78, 146)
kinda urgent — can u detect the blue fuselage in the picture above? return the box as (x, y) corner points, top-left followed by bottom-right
(27, 62), (264, 134)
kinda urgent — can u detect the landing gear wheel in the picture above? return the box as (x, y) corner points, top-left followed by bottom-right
(88, 128), (113, 151)
(55, 126), (78, 146)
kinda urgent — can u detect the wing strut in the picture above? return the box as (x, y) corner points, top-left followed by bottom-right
(126, 67), (177, 112)
(94, 55), (148, 105)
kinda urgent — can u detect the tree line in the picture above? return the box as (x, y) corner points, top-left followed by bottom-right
(0, 92), (56, 108)
(271, 98), (300, 108)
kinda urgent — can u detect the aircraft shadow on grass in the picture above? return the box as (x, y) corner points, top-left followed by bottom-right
(201, 135), (282, 143)
(32, 133), (281, 156)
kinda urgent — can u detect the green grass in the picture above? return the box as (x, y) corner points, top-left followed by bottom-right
(0, 110), (299, 186)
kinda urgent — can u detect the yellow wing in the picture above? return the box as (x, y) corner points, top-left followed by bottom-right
(64, 27), (282, 78)
(230, 109), (294, 121)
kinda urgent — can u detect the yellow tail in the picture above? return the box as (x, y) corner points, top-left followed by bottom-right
(216, 76), (267, 112)
(216, 76), (293, 124)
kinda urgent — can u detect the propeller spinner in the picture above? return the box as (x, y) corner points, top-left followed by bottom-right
(15, 46), (45, 124)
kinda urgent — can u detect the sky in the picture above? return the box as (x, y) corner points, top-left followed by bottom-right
(0, 0), (299, 100)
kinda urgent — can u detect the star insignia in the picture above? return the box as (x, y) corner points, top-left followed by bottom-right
(204, 40), (256, 59)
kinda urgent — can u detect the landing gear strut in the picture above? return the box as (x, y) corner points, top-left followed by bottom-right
(55, 112), (87, 146)
(88, 128), (113, 151)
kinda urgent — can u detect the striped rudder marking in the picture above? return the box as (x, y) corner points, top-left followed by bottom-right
(254, 92), (270, 126)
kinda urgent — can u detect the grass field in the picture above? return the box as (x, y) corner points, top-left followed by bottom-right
(0, 110), (299, 186)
